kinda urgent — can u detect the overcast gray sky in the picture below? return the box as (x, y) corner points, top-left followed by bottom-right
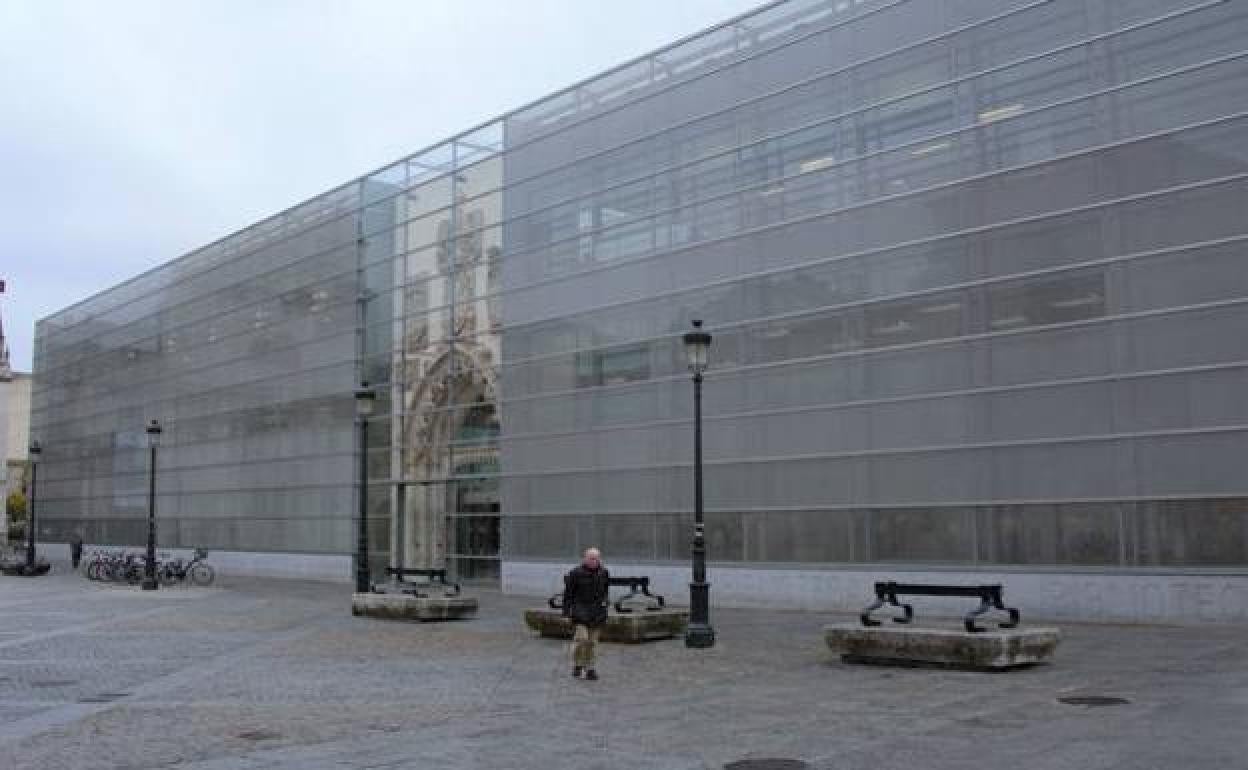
(0, 0), (761, 371)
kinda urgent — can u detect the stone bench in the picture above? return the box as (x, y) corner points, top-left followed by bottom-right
(352, 591), (478, 621)
(524, 607), (689, 643)
(829, 580), (1059, 670)
(351, 568), (477, 621)
(381, 567), (462, 597)
(547, 575), (667, 614)
(525, 575), (687, 643)
(825, 623), (1061, 670)
(0, 555), (50, 577)
(861, 581), (1021, 633)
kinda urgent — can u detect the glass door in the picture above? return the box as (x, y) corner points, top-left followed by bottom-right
(449, 472), (500, 581)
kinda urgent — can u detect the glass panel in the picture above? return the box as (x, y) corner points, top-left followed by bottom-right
(1132, 499), (1248, 567)
(869, 508), (975, 563)
(987, 270), (1106, 332)
(979, 503), (1123, 566)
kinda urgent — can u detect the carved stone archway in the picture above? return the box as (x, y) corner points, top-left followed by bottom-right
(394, 341), (498, 571)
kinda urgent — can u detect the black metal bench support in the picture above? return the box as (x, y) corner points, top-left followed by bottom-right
(548, 575), (666, 613)
(379, 567), (461, 597)
(860, 581), (1021, 633)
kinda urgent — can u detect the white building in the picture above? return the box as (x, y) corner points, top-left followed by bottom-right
(0, 305), (33, 542)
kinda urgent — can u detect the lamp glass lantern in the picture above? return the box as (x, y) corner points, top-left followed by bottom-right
(146, 419), (162, 447)
(354, 384), (377, 417)
(28, 440), (42, 463)
(683, 320), (712, 375)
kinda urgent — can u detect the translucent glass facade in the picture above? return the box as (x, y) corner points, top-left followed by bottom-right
(31, 0), (1248, 581)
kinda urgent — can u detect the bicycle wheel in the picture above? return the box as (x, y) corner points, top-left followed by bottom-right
(158, 566), (178, 587)
(189, 563), (214, 586)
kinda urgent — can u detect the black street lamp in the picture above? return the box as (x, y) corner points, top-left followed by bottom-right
(141, 420), (162, 590)
(683, 319), (715, 648)
(354, 383), (377, 594)
(24, 441), (41, 574)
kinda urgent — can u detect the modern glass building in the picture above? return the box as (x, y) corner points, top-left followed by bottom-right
(31, 0), (1248, 620)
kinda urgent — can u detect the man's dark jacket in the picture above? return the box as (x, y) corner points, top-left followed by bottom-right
(562, 564), (610, 627)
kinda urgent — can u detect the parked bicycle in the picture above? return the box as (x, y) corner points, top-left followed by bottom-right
(83, 547), (214, 587)
(158, 548), (214, 587)
(83, 549), (130, 582)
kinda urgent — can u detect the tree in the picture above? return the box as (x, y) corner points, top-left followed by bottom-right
(6, 491), (26, 541)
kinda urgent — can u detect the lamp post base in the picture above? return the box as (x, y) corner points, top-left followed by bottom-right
(685, 623), (716, 648)
(140, 577), (160, 591)
(686, 578), (714, 648)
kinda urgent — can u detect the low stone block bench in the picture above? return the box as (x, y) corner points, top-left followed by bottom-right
(524, 607), (689, 643)
(832, 580), (1059, 669)
(826, 624), (1061, 670)
(0, 561), (50, 577)
(352, 592), (478, 621)
(526, 574), (688, 643)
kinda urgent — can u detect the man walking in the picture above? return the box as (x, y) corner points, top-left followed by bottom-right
(562, 547), (609, 681)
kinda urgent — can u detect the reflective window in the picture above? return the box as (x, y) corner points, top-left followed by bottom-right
(988, 270), (1106, 332)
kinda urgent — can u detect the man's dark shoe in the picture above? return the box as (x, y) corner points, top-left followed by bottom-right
(585, 669), (599, 681)
(572, 666), (583, 679)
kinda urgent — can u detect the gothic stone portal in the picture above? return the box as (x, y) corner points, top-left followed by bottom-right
(395, 347), (498, 575)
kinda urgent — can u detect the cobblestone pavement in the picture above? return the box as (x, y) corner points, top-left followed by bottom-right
(1, 571), (1246, 770)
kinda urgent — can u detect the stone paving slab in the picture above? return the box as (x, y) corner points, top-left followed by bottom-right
(0, 573), (1245, 769)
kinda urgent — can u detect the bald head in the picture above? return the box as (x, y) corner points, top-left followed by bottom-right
(582, 548), (602, 568)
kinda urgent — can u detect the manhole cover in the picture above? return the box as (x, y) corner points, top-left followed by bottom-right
(369, 724), (402, 733)
(1058, 695), (1130, 707)
(78, 693), (129, 704)
(30, 680), (78, 688)
(724, 761), (810, 770)
(238, 730), (283, 742)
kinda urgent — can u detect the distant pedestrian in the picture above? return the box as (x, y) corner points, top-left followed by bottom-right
(69, 531), (83, 570)
(562, 547), (609, 681)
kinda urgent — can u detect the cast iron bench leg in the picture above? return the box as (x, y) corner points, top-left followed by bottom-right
(861, 589), (913, 626)
(890, 599), (915, 625)
(964, 596), (993, 633)
(859, 596), (886, 627)
(437, 576), (462, 597)
(994, 595), (1021, 629)
(614, 588), (639, 614)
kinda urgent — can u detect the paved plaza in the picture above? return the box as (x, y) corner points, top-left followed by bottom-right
(0, 571), (1245, 770)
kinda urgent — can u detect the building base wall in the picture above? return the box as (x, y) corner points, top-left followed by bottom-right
(502, 560), (1248, 625)
(37, 543), (352, 583)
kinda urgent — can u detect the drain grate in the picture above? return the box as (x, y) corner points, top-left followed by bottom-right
(1058, 695), (1130, 707)
(237, 730), (283, 742)
(725, 761), (810, 770)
